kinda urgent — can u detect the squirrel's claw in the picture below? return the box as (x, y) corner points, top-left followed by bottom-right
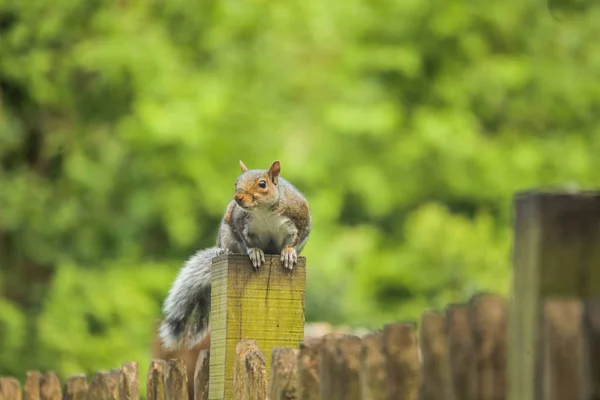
(281, 247), (297, 271)
(215, 247), (231, 256)
(248, 247), (265, 270)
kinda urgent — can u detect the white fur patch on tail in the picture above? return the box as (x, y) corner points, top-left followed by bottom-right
(159, 246), (228, 349)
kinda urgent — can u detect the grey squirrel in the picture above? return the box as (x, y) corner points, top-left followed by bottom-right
(159, 160), (312, 349)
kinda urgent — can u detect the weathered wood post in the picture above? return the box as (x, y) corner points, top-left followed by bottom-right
(319, 332), (348, 398)
(335, 335), (362, 400)
(269, 347), (299, 399)
(469, 293), (508, 399)
(39, 373), (61, 400)
(420, 311), (451, 400)
(509, 191), (600, 399)
(360, 332), (388, 399)
(194, 349), (210, 400)
(63, 375), (88, 400)
(24, 371), (41, 400)
(446, 304), (475, 400)
(208, 254), (306, 400)
(297, 336), (324, 399)
(0, 377), (21, 400)
(383, 322), (421, 400)
(119, 362), (139, 400)
(88, 371), (117, 400)
(147, 361), (166, 400)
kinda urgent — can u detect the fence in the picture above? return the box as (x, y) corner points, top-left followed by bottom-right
(1, 191), (600, 399)
(1, 293), (597, 399)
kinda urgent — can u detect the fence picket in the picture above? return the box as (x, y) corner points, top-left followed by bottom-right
(146, 361), (166, 400)
(542, 299), (584, 399)
(193, 349), (210, 400)
(39, 373), (61, 400)
(446, 304), (475, 400)
(234, 339), (259, 400)
(165, 359), (188, 400)
(335, 335), (362, 400)
(319, 333), (347, 399)
(243, 349), (267, 400)
(88, 371), (116, 400)
(63, 375), (87, 400)
(470, 294), (508, 399)
(23, 372), (41, 400)
(118, 362), (139, 400)
(383, 323), (421, 400)
(419, 311), (451, 400)
(108, 369), (120, 399)
(268, 347), (299, 400)
(583, 299), (600, 398)
(0, 377), (21, 400)
(297, 336), (324, 400)
(360, 331), (389, 400)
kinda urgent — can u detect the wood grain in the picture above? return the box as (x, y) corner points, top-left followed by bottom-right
(208, 254), (306, 400)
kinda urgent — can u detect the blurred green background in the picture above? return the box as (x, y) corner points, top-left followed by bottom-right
(1, 0), (599, 385)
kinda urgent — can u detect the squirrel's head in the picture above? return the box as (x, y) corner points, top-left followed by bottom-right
(233, 160), (281, 210)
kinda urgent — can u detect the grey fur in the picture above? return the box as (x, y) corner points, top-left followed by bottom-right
(159, 246), (228, 349)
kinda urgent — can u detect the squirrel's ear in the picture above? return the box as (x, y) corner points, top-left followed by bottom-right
(239, 160), (248, 172)
(268, 160), (281, 183)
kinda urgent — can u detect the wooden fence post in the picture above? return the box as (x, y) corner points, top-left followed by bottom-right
(583, 299), (600, 398)
(383, 323), (421, 400)
(243, 349), (267, 400)
(509, 191), (600, 400)
(233, 340), (267, 400)
(109, 369), (121, 399)
(446, 304), (475, 400)
(165, 360), (188, 400)
(119, 362), (139, 400)
(63, 375), (87, 400)
(469, 293), (507, 399)
(268, 347), (299, 400)
(88, 371), (116, 400)
(0, 377), (21, 400)
(335, 335), (362, 400)
(39, 373), (61, 400)
(194, 349), (210, 400)
(360, 331), (389, 400)
(419, 311), (451, 400)
(319, 332), (347, 399)
(234, 339), (259, 399)
(208, 254), (306, 400)
(297, 336), (324, 400)
(23, 371), (41, 400)
(542, 299), (584, 399)
(147, 361), (166, 400)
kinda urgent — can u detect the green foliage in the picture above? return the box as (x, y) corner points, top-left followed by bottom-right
(1, 0), (600, 381)
(36, 262), (171, 375)
(0, 298), (26, 376)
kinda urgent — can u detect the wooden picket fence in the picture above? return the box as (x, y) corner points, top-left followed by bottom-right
(2, 191), (598, 399)
(3, 291), (592, 400)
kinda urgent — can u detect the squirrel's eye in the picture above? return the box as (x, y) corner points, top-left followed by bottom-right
(258, 180), (267, 188)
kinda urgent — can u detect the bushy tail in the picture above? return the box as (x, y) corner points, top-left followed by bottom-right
(159, 246), (227, 349)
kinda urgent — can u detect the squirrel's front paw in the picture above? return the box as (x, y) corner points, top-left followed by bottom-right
(248, 248), (265, 270)
(280, 247), (298, 271)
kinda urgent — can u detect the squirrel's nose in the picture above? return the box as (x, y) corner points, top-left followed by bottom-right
(234, 193), (244, 204)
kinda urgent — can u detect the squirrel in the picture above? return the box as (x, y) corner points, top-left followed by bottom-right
(159, 160), (311, 350)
